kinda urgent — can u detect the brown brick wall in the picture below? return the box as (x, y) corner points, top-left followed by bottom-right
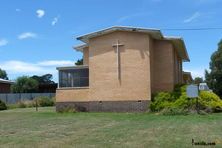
(179, 58), (183, 83)
(0, 83), (11, 93)
(150, 38), (155, 92)
(83, 47), (89, 65)
(88, 31), (151, 101)
(173, 48), (183, 84)
(152, 40), (175, 92)
(56, 100), (150, 112)
(56, 88), (90, 102)
(174, 49), (178, 84)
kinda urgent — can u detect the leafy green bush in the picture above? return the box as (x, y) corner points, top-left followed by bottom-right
(7, 97), (54, 109)
(172, 84), (187, 98)
(150, 85), (222, 114)
(160, 107), (189, 115)
(172, 93), (196, 110)
(199, 91), (222, 112)
(0, 100), (7, 110)
(18, 102), (26, 108)
(17, 100), (34, 108)
(24, 100), (35, 108)
(58, 106), (77, 113)
(150, 92), (173, 111)
(150, 86), (189, 112)
(7, 104), (19, 109)
(35, 96), (54, 107)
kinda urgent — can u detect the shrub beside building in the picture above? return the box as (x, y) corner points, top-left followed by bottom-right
(150, 85), (222, 114)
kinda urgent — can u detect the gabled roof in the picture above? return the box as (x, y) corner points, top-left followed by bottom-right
(0, 78), (14, 84)
(76, 26), (163, 42)
(74, 26), (190, 62)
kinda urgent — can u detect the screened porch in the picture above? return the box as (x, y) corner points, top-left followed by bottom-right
(57, 66), (89, 88)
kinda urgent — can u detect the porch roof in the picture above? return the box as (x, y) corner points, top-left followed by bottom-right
(56, 65), (88, 71)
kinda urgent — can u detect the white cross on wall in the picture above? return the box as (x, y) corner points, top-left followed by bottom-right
(112, 40), (124, 80)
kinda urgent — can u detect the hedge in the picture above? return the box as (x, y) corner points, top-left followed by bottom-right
(0, 100), (7, 111)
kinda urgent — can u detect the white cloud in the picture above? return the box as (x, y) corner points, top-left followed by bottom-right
(18, 32), (37, 40)
(196, 0), (220, 4)
(117, 15), (132, 23)
(117, 13), (148, 23)
(0, 39), (8, 46)
(183, 12), (201, 23)
(0, 61), (44, 73)
(151, 0), (162, 2)
(36, 9), (45, 18)
(37, 60), (74, 66)
(51, 16), (59, 26)
(0, 60), (74, 81)
(16, 9), (21, 12)
(184, 68), (207, 79)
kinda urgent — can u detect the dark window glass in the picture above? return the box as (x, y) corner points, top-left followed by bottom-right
(59, 68), (89, 88)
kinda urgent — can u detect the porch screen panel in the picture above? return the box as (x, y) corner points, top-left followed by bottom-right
(59, 68), (89, 87)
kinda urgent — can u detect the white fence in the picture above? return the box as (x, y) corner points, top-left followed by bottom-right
(0, 93), (55, 104)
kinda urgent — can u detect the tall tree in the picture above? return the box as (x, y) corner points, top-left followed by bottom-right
(193, 77), (203, 85)
(75, 58), (83, 65)
(31, 74), (55, 84)
(0, 68), (8, 80)
(205, 39), (222, 97)
(11, 76), (39, 93)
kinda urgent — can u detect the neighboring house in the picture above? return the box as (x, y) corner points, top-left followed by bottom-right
(183, 71), (193, 84)
(56, 26), (190, 112)
(0, 78), (14, 93)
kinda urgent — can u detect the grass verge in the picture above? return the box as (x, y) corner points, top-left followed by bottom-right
(0, 107), (222, 148)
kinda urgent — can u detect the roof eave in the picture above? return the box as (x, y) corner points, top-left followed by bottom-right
(180, 39), (190, 62)
(73, 44), (89, 52)
(164, 36), (190, 62)
(76, 26), (163, 43)
(56, 65), (89, 70)
(0, 80), (14, 84)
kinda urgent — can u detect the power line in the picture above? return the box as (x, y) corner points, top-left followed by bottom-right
(161, 27), (222, 31)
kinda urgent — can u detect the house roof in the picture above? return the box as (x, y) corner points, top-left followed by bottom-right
(0, 78), (14, 84)
(74, 26), (190, 62)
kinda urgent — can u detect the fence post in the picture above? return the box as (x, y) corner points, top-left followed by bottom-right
(6, 94), (8, 104)
(35, 99), (38, 112)
(19, 93), (21, 102)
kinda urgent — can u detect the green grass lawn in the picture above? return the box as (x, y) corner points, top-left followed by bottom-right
(1, 107), (222, 148)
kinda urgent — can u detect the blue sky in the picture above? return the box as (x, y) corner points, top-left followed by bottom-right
(0, 0), (222, 82)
